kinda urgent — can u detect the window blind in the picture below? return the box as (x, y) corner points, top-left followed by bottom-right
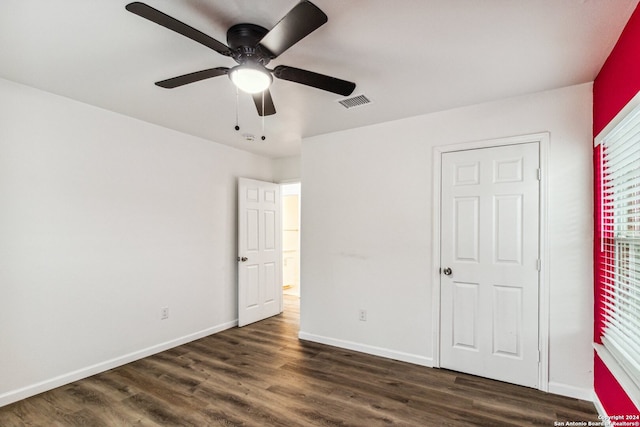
(600, 105), (640, 388)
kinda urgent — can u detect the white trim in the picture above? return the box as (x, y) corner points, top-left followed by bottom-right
(431, 144), (443, 368)
(547, 382), (594, 402)
(595, 343), (640, 410)
(431, 132), (550, 393)
(595, 90), (640, 146)
(539, 134), (551, 392)
(280, 181), (301, 196)
(0, 320), (237, 408)
(277, 178), (302, 184)
(298, 332), (433, 367)
(593, 392), (613, 427)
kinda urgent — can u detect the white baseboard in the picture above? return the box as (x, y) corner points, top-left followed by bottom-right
(298, 331), (433, 367)
(0, 320), (237, 408)
(593, 393), (611, 425)
(547, 381), (594, 402)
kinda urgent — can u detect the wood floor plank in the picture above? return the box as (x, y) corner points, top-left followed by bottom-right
(193, 382), (299, 427)
(61, 382), (146, 426)
(0, 295), (599, 426)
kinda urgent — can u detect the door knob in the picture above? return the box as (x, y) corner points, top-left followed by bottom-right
(443, 267), (452, 276)
(237, 256), (248, 262)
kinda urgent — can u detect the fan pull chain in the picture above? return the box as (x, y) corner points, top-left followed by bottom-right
(261, 92), (266, 141)
(234, 87), (240, 131)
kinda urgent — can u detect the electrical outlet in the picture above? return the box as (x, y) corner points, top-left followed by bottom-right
(358, 309), (367, 321)
(160, 307), (169, 320)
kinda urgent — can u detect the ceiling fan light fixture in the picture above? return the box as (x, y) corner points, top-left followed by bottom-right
(229, 64), (272, 94)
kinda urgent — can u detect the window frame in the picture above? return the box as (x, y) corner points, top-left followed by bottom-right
(594, 92), (640, 409)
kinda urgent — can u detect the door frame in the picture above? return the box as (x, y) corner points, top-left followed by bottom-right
(431, 132), (550, 392)
(281, 181), (301, 297)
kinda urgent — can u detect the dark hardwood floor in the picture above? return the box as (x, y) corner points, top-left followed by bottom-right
(0, 295), (598, 426)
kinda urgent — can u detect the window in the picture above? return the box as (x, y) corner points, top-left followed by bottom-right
(598, 103), (640, 389)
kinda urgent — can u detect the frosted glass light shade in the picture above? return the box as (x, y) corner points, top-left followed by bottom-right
(229, 66), (272, 94)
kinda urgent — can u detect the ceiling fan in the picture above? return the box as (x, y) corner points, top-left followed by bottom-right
(126, 1), (356, 117)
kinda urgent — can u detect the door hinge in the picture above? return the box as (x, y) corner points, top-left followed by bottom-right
(536, 259), (541, 271)
(537, 350), (541, 363)
(536, 168), (542, 181)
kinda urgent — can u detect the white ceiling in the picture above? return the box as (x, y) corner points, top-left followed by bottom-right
(1, 0), (637, 158)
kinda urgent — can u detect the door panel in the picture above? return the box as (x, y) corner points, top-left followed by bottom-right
(265, 210), (276, 250)
(440, 142), (539, 388)
(494, 194), (523, 264)
(247, 209), (259, 251)
(452, 281), (479, 350)
(492, 285), (522, 357)
(454, 197), (479, 262)
(238, 178), (282, 327)
(264, 262), (277, 302)
(246, 265), (260, 308)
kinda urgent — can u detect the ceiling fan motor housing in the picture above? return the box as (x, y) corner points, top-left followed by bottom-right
(227, 23), (272, 66)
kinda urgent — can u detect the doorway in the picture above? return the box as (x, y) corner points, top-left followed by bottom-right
(281, 183), (301, 297)
(432, 133), (550, 391)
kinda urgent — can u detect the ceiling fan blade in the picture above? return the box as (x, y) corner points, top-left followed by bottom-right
(258, 1), (327, 58)
(155, 67), (229, 88)
(252, 90), (276, 116)
(273, 65), (355, 96)
(126, 2), (232, 56)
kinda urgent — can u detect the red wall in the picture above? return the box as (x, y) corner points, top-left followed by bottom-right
(594, 5), (640, 137)
(593, 2), (640, 417)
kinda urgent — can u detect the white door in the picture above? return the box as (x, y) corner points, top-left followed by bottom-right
(238, 178), (282, 327)
(440, 142), (540, 388)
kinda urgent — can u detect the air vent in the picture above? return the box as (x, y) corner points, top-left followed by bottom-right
(338, 94), (371, 109)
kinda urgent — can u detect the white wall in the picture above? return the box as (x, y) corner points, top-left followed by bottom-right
(0, 78), (273, 405)
(272, 155), (301, 183)
(300, 83), (594, 399)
